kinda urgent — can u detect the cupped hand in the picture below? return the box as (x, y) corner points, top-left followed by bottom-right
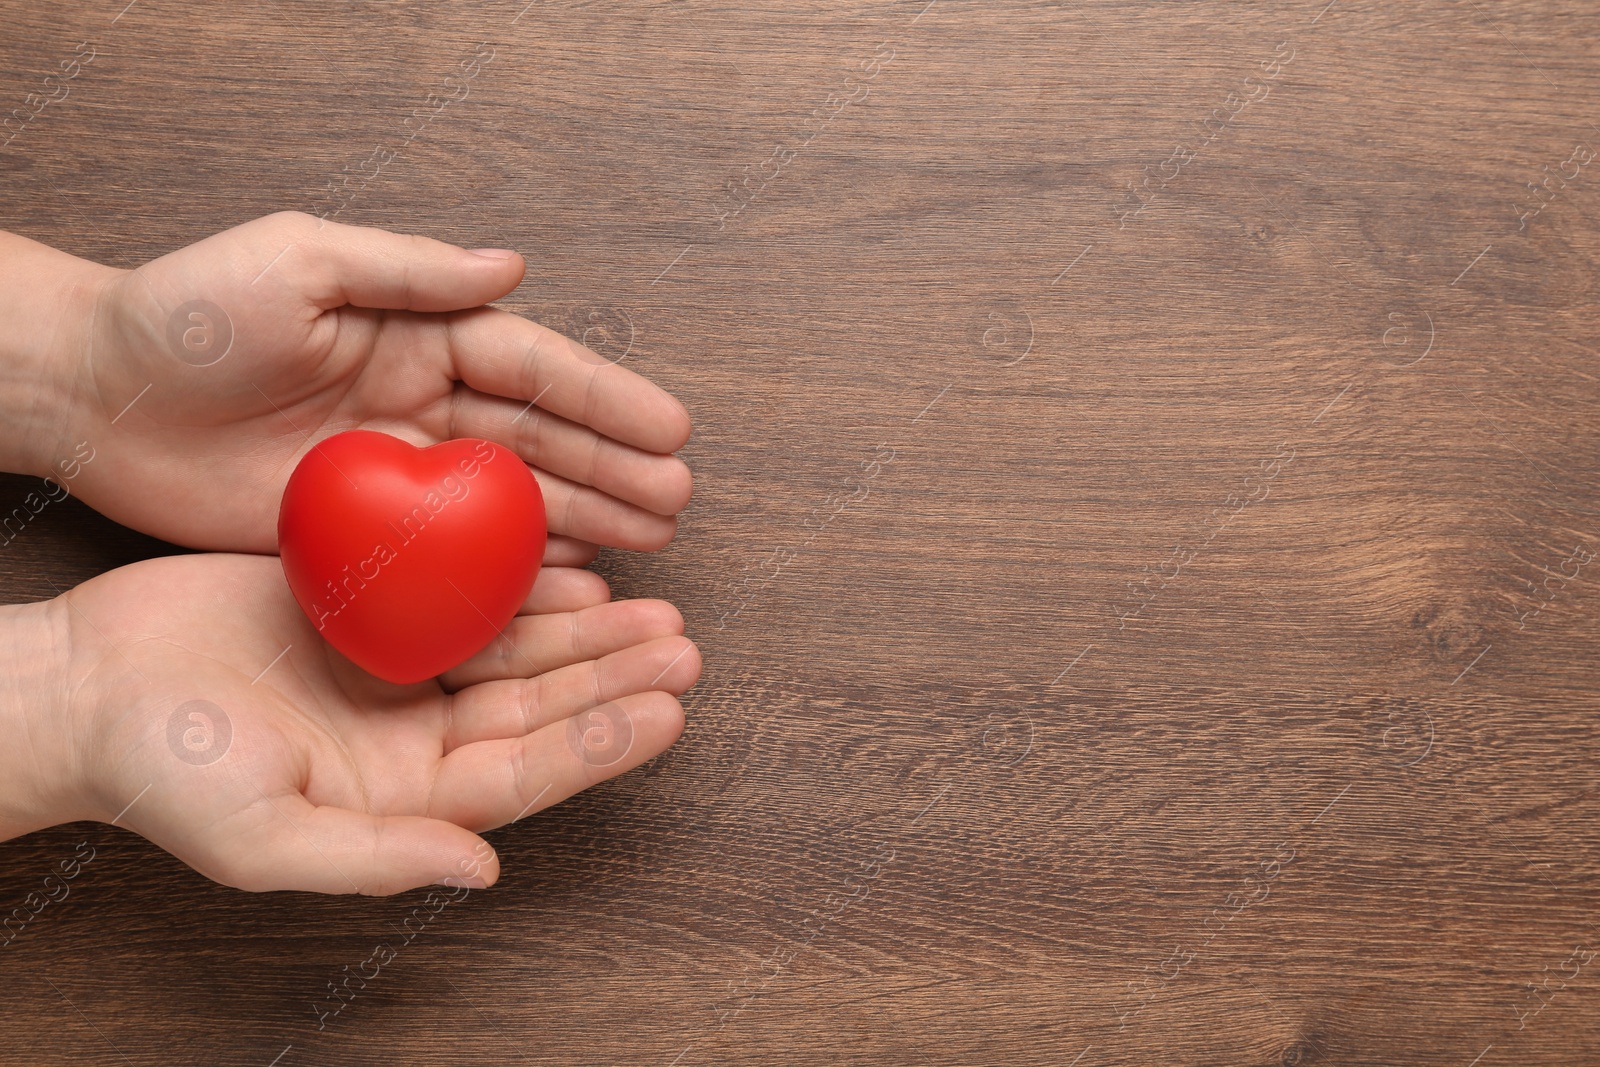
(59, 211), (692, 562)
(50, 553), (700, 894)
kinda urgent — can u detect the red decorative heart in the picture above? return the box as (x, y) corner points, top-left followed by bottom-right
(278, 430), (546, 684)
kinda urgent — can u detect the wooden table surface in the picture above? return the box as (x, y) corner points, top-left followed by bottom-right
(4, 1), (1600, 1063)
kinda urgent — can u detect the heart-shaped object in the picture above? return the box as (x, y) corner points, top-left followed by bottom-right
(278, 430), (546, 684)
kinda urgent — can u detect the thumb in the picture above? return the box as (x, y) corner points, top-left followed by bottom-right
(223, 792), (501, 895)
(264, 211), (525, 313)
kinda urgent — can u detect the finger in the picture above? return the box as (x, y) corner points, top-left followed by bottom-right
(443, 635), (701, 750)
(440, 598), (685, 690)
(429, 692), (687, 831)
(451, 387), (693, 517)
(259, 211), (526, 312)
(536, 468), (678, 551)
(522, 566), (610, 615)
(445, 306), (692, 455)
(545, 535), (600, 568)
(219, 791), (499, 895)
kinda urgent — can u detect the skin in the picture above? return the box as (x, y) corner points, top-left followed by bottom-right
(0, 214), (702, 893)
(2, 211), (693, 561)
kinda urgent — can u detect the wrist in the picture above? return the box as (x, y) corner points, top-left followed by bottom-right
(0, 231), (119, 480)
(0, 598), (95, 840)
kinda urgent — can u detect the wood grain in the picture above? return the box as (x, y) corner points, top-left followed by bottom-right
(4, 0), (1600, 1063)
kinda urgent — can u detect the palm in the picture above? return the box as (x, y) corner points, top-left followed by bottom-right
(63, 553), (698, 894)
(69, 212), (692, 556)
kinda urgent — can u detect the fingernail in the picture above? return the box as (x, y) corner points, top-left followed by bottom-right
(468, 248), (517, 260)
(435, 876), (489, 889)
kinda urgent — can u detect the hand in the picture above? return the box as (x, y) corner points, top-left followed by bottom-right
(0, 553), (700, 894)
(4, 213), (692, 561)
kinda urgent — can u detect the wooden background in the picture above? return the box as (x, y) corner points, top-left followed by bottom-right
(3, 0), (1599, 1063)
